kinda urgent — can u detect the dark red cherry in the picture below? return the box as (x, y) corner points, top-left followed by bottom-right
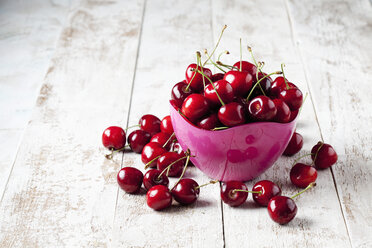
(139, 114), (161, 136)
(283, 132), (303, 156)
(248, 96), (277, 121)
(252, 180), (282, 207)
(143, 169), (169, 190)
(204, 80), (234, 107)
(268, 196), (297, 224)
(141, 142), (167, 168)
(279, 88), (303, 111)
(171, 178), (200, 205)
(157, 152), (185, 177)
(288, 110), (298, 122)
(127, 130), (151, 153)
(160, 115), (174, 135)
(250, 72), (272, 98)
(146, 185), (172, 211)
(117, 167), (143, 194)
(220, 181), (248, 207)
(211, 73), (225, 82)
(271, 76), (288, 96)
(311, 142), (338, 169)
(233, 61), (257, 76)
(290, 163), (318, 188)
(273, 99), (291, 123)
(171, 81), (193, 108)
(170, 99), (180, 111)
(102, 126), (126, 150)
(150, 132), (173, 150)
(197, 112), (221, 130)
(181, 94), (209, 122)
(185, 64), (212, 92)
(223, 70), (253, 96)
(218, 102), (246, 127)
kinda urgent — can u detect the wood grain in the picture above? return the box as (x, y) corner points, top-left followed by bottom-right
(212, 0), (350, 247)
(111, 0), (224, 247)
(286, 0), (372, 247)
(0, 0), (145, 246)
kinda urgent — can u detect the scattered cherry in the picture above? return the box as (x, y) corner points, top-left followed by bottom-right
(290, 163), (317, 188)
(150, 132), (173, 150)
(102, 126), (126, 150)
(141, 142), (167, 168)
(252, 180), (282, 206)
(220, 181), (248, 207)
(157, 152), (185, 177)
(128, 130), (151, 153)
(160, 115), (174, 135)
(117, 167), (143, 194)
(143, 169), (169, 190)
(283, 132), (303, 156)
(267, 196), (297, 225)
(171, 178), (200, 205)
(139, 114), (161, 136)
(311, 142), (338, 169)
(146, 185), (172, 210)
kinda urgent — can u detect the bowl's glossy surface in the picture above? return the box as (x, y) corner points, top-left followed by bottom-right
(170, 104), (297, 181)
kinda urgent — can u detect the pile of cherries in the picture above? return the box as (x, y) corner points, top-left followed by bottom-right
(101, 27), (338, 224)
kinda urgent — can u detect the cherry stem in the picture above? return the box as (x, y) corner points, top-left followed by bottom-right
(246, 71), (282, 100)
(212, 126), (229, 131)
(194, 180), (219, 190)
(292, 153), (314, 166)
(157, 155), (190, 179)
(216, 61), (239, 71)
(291, 182), (316, 199)
(239, 38), (242, 72)
(204, 49), (226, 73)
(105, 145), (130, 159)
(125, 124), (140, 132)
(298, 92), (308, 115)
(203, 25), (227, 66)
(255, 62), (266, 95)
(171, 149), (191, 190)
(185, 52), (200, 91)
(312, 142), (324, 166)
(196, 51), (206, 89)
(217, 50), (230, 62)
(162, 133), (175, 148)
(144, 155), (161, 169)
(232, 189), (262, 194)
(193, 68), (225, 106)
(247, 46), (261, 73)
(280, 63), (290, 89)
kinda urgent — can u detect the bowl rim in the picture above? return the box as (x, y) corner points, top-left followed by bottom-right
(170, 102), (298, 134)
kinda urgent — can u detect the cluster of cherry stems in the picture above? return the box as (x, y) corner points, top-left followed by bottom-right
(102, 26), (338, 225)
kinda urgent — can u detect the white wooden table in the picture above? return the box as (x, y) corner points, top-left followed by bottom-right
(0, 0), (371, 247)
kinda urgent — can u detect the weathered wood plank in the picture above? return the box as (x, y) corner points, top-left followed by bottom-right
(111, 0), (224, 247)
(286, 0), (372, 247)
(212, 0), (350, 247)
(0, 0), (145, 246)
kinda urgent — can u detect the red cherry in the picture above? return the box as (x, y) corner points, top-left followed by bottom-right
(233, 61), (257, 76)
(288, 110), (298, 122)
(150, 132), (173, 150)
(218, 102), (246, 127)
(250, 72), (272, 98)
(252, 180), (282, 207)
(279, 88), (303, 111)
(181, 94), (209, 122)
(197, 112), (221, 130)
(160, 115), (174, 135)
(139, 114), (161, 136)
(171, 81), (193, 108)
(185, 64), (212, 92)
(311, 142), (338, 169)
(268, 196), (297, 224)
(143, 169), (169, 190)
(204, 80), (234, 107)
(127, 130), (151, 153)
(220, 181), (248, 207)
(102, 126), (126, 150)
(146, 185), (172, 211)
(141, 142), (167, 168)
(290, 163), (318, 188)
(171, 178), (200, 205)
(283, 132), (303, 156)
(272, 99), (291, 123)
(248, 96), (277, 121)
(157, 152), (185, 177)
(271, 76), (288, 96)
(117, 167), (143, 194)
(211, 73), (225, 82)
(223, 70), (253, 96)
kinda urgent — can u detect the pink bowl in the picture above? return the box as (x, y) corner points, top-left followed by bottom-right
(170, 104), (297, 181)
